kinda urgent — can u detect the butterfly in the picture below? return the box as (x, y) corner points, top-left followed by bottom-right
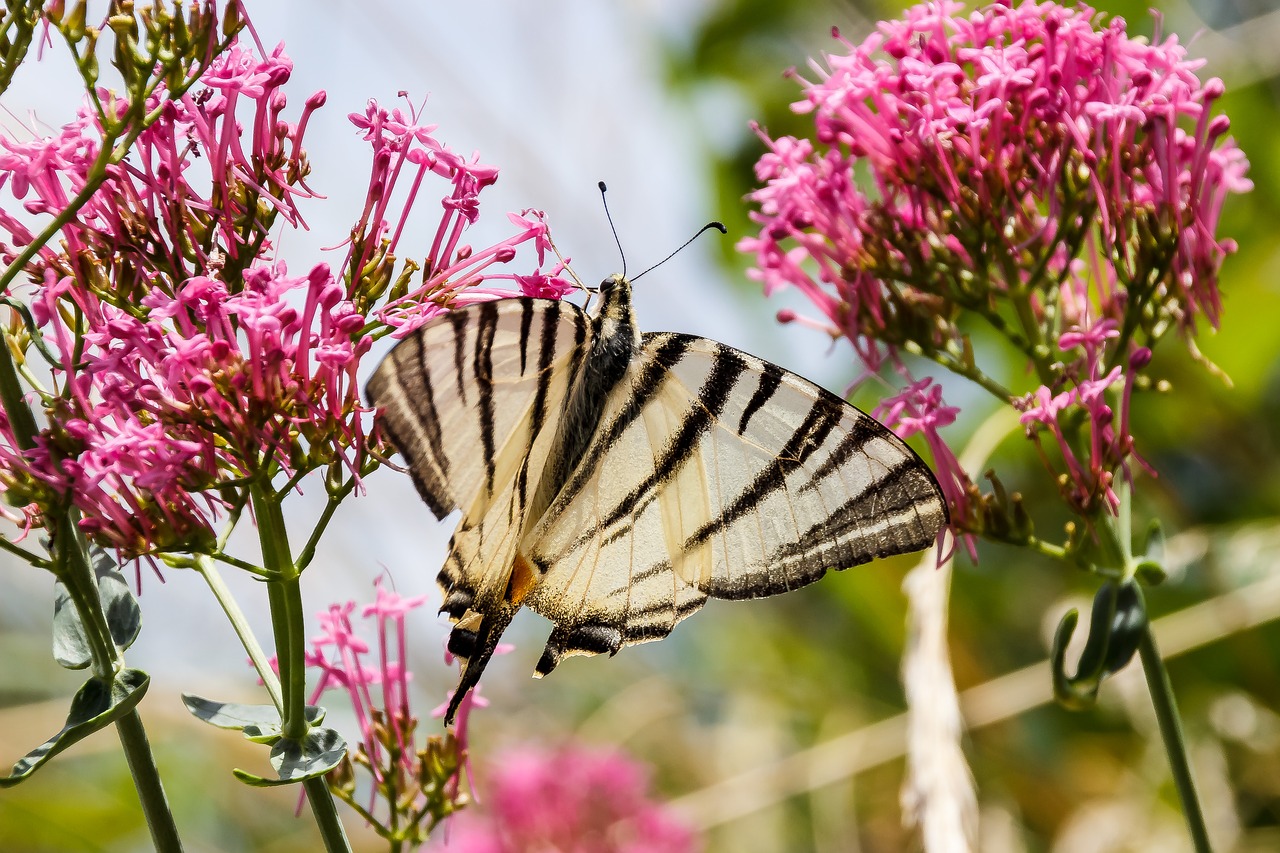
(366, 274), (948, 724)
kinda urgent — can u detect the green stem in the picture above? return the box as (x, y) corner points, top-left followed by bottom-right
(303, 776), (354, 853)
(910, 341), (1016, 405)
(294, 478), (357, 573)
(195, 556), (282, 711)
(0, 532), (49, 568)
(1008, 289), (1055, 386)
(0, 329), (39, 450)
(1137, 616), (1212, 852)
(208, 549), (275, 579)
(115, 708), (185, 853)
(55, 518), (185, 849)
(249, 486), (306, 738)
(54, 515), (115, 677)
(274, 575), (310, 741)
(249, 485), (352, 852)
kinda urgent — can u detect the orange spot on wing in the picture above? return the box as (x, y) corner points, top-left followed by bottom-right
(505, 553), (539, 605)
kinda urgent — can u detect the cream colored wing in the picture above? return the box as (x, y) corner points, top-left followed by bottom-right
(521, 332), (947, 675)
(367, 298), (590, 610)
(368, 298), (587, 518)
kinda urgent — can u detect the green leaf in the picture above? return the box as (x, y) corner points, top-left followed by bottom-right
(0, 669), (150, 786)
(1134, 560), (1167, 586)
(181, 694), (326, 730)
(1051, 607), (1098, 711)
(97, 566), (141, 651)
(51, 582), (90, 670)
(50, 553), (142, 669)
(232, 727), (347, 788)
(242, 725), (282, 745)
(1052, 581), (1148, 712)
(1100, 582), (1147, 675)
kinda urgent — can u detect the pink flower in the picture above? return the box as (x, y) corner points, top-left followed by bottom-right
(306, 581), (451, 824)
(1019, 363), (1128, 515)
(432, 744), (699, 853)
(876, 377), (971, 558)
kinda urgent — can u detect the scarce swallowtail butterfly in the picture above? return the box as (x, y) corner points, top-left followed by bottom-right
(367, 274), (949, 724)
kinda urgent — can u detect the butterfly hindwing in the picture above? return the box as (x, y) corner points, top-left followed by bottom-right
(523, 332), (948, 674)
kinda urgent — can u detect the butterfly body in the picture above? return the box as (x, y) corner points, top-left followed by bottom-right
(367, 276), (947, 724)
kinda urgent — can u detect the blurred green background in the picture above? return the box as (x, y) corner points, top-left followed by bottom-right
(2, 0), (1279, 851)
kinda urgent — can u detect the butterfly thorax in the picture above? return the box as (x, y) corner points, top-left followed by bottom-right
(525, 275), (640, 530)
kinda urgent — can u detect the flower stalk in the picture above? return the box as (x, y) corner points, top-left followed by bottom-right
(249, 484), (351, 852)
(1138, 613), (1211, 853)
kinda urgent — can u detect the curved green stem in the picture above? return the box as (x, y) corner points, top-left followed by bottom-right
(1137, 618), (1212, 852)
(195, 556), (282, 711)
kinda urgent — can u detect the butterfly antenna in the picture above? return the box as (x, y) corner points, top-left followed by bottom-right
(544, 231), (590, 293)
(599, 180), (627, 280)
(633, 221), (727, 282)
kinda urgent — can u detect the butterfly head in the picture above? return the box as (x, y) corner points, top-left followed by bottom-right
(593, 274), (640, 349)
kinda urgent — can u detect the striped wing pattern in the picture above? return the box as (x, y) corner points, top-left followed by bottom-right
(368, 277), (947, 724)
(367, 298), (588, 614)
(523, 333), (947, 673)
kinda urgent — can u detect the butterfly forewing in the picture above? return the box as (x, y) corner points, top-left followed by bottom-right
(521, 332), (947, 672)
(367, 298), (589, 522)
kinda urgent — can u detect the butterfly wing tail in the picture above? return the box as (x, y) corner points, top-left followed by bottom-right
(443, 603), (518, 726)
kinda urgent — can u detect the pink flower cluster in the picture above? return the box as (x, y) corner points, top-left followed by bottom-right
(741, 0), (1251, 532)
(1019, 319), (1149, 514)
(436, 743), (699, 853)
(11, 259), (370, 554)
(305, 581), (431, 794)
(346, 99), (574, 336)
(0, 40), (566, 557)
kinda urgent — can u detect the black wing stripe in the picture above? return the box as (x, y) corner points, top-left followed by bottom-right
(365, 332), (455, 518)
(800, 414), (881, 492)
(548, 333), (691, 518)
(375, 405), (451, 518)
(598, 343), (746, 530)
(518, 299), (534, 376)
(514, 304), (581, 518)
(474, 301), (499, 495)
(685, 394), (844, 548)
(449, 310), (468, 404)
(770, 458), (940, 565)
(737, 360), (783, 435)
(406, 330), (450, 485)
